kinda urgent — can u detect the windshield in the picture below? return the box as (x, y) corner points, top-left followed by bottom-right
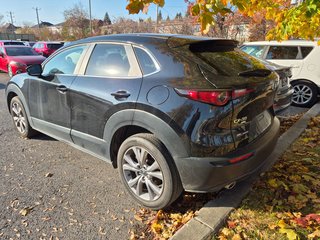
(47, 43), (63, 50)
(240, 45), (265, 59)
(6, 47), (39, 56)
(3, 41), (25, 46)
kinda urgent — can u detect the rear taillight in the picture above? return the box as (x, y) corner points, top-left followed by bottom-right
(175, 88), (253, 106)
(188, 90), (230, 106)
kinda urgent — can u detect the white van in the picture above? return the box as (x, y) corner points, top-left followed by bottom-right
(241, 40), (320, 107)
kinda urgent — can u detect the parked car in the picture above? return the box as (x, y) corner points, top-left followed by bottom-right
(0, 40), (25, 46)
(0, 45), (46, 77)
(255, 59), (293, 112)
(6, 34), (280, 209)
(241, 41), (320, 107)
(32, 41), (64, 57)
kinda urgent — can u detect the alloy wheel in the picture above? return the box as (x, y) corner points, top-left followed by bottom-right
(11, 102), (27, 134)
(292, 84), (313, 105)
(122, 146), (164, 201)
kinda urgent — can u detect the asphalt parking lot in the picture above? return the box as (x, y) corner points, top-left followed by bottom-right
(0, 72), (138, 239)
(0, 72), (308, 239)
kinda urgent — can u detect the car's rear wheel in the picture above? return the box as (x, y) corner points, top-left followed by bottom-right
(117, 133), (182, 210)
(10, 96), (36, 138)
(291, 80), (318, 107)
(7, 65), (13, 78)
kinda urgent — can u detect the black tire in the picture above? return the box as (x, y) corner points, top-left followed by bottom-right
(117, 133), (183, 210)
(10, 96), (37, 138)
(8, 65), (13, 78)
(291, 80), (318, 108)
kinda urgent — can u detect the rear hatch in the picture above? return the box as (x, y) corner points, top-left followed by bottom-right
(169, 37), (279, 151)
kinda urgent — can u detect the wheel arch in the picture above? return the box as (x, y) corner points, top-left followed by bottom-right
(6, 84), (33, 127)
(103, 109), (190, 169)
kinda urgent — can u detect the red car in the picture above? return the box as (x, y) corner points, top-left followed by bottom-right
(0, 45), (46, 77)
(32, 41), (64, 57)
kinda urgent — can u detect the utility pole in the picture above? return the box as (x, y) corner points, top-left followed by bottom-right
(8, 11), (14, 25)
(156, 4), (159, 33)
(89, 0), (93, 35)
(33, 7), (41, 30)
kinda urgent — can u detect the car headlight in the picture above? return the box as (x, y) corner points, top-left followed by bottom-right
(10, 61), (27, 68)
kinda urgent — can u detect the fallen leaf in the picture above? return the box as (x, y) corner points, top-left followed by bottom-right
(45, 173), (53, 178)
(20, 207), (32, 216)
(279, 228), (298, 240)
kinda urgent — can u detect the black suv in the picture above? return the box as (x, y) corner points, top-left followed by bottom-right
(6, 34), (280, 209)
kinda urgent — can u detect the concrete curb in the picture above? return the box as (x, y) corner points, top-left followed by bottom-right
(171, 103), (320, 240)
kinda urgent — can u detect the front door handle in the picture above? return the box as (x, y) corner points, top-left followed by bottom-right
(111, 90), (131, 99)
(56, 85), (68, 93)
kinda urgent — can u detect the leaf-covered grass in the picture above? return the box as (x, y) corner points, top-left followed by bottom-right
(130, 114), (304, 240)
(216, 116), (320, 240)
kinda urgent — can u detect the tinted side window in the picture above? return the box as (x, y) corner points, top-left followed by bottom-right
(43, 45), (87, 75)
(85, 44), (140, 77)
(134, 47), (158, 75)
(300, 47), (313, 58)
(266, 46), (299, 60)
(240, 45), (265, 59)
(47, 43), (63, 50)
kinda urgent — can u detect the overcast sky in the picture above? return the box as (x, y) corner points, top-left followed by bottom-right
(1, 0), (188, 26)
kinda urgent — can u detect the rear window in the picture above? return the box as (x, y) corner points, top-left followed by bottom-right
(189, 44), (266, 76)
(5, 47), (38, 56)
(300, 46), (313, 58)
(266, 46), (300, 60)
(47, 43), (63, 50)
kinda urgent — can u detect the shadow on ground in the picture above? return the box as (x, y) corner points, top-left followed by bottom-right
(0, 83), (6, 90)
(32, 133), (57, 141)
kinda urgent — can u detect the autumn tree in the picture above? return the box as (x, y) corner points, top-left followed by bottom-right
(126, 0), (320, 41)
(104, 18), (153, 34)
(62, 3), (90, 40)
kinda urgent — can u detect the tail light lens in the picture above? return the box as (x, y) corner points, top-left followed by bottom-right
(176, 88), (253, 106)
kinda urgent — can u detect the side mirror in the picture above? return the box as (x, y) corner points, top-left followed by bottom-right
(27, 64), (43, 77)
(0, 53), (4, 58)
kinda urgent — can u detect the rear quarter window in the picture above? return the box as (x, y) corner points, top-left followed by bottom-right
(300, 46), (314, 58)
(134, 47), (158, 75)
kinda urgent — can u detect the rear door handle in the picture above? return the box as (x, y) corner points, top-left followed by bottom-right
(56, 85), (68, 93)
(111, 90), (131, 99)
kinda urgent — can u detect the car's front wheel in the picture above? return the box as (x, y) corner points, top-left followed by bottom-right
(10, 96), (36, 138)
(117, 133), (182, 210)
(291, 80), (318, 107)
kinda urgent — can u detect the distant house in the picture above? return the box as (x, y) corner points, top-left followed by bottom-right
(46, 22), (64, 34)
(32, 21), (54, 29)
(1, 23), (20, 34)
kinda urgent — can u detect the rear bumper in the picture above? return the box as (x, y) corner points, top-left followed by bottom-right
(274, 86), (293, 113)
(175, 117), (280, 192)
